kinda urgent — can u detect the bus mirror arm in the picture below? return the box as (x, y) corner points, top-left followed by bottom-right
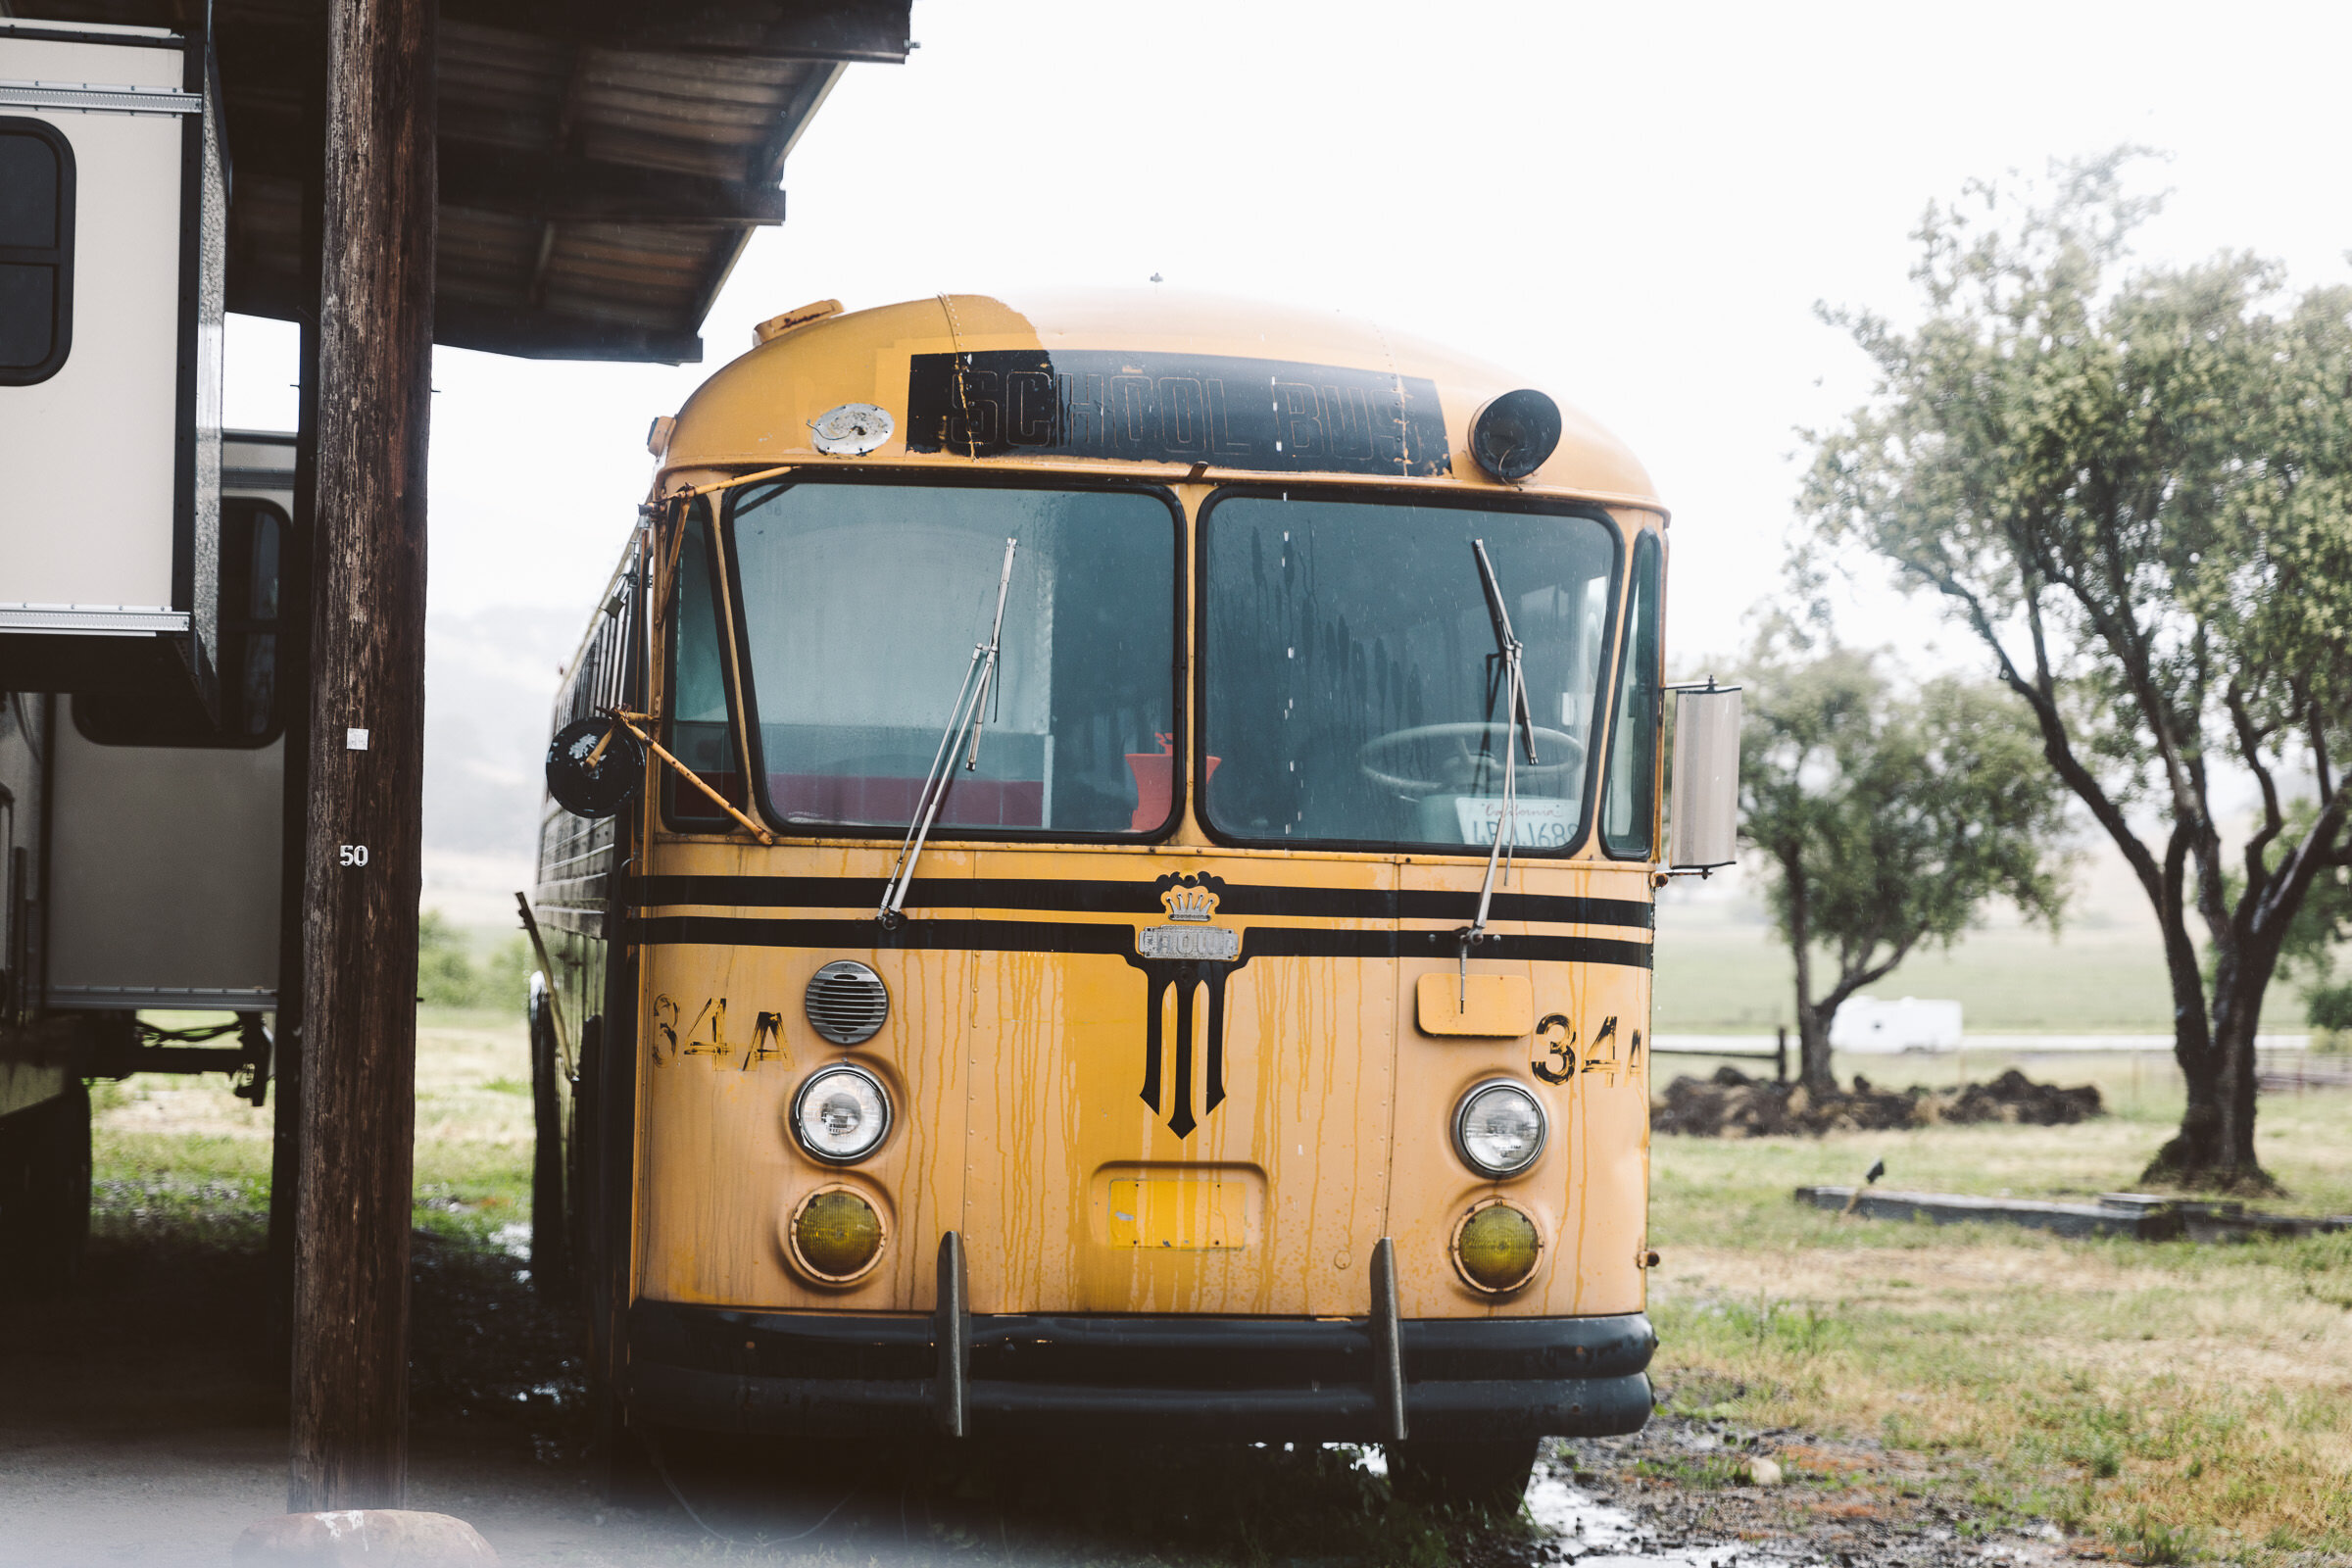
(598, 707), (776, 847)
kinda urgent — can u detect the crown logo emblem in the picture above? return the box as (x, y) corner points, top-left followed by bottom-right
(1130, 873), (1246, 1140)
(1157, 872), (1224, 923)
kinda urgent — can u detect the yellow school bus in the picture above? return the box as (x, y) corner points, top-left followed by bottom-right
(530, 290), (1722, 1504)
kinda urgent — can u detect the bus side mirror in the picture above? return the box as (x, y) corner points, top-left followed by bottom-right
(1667, 684), (1740, 871)
(546, 714), (644, 819)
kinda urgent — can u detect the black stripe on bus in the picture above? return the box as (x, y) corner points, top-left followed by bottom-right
(628, 915), (1654, 971)
(626, 875), (1654, 931)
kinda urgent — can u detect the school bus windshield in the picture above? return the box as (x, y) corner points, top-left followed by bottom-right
(1200, 491), (1619, 852)
(729, 477), (1181, 837)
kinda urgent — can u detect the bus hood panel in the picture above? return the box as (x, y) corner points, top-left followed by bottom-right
(960, 850), (1398, 1318)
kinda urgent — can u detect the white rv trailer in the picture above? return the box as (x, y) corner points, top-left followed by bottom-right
(0, 18), (227, 704)
(0, 430), (295, 1285)
(0, 15), (292, 1288)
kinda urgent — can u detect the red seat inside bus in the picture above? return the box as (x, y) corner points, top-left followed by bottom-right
(768, 771), (1044, 828)
(671, 769), (1045, 829)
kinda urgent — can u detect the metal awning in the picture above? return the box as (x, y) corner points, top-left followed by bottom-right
(12, 1), (909, 362)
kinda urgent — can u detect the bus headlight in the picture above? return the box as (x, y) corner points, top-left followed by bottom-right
(1451, 1198), (1544, 1294)
(786, 1186), (886, 1284)
(1451, 1079), (1546, 1178)
(791, 1063), (893, 1164)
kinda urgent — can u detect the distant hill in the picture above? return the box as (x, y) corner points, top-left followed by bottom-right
(422, 603), (582, 927)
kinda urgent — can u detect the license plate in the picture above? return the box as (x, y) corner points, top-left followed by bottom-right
(1102, 1172), (1259, 1250)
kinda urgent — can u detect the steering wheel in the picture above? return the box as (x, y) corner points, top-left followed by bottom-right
(1358, 721), (1585, 796)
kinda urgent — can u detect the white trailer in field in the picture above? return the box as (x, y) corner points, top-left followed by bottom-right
(0, 19), (293, 1289)
(1830, 996), (1966, 1054)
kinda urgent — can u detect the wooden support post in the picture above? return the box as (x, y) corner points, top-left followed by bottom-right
(266, 56), (328, 1375)
(289, 0), (436, 1513)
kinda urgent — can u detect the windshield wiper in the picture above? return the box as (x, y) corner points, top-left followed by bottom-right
(1456, 539), (1535, 1000)
(878, 536), (1017, 926)
(1474, 538), (1541, 770)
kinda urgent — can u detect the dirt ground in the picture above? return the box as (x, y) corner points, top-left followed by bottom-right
(1553, 1415), (2096, 1567)
(0, 1211), (2101, 1568)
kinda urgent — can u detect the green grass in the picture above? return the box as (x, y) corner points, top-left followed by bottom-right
(1649, 1084), (2352, 1562)
(94, 1012), (537, 1250)
(1655, 911), (2310, 1034)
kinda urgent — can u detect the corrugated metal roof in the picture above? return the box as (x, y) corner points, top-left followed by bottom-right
(10, 1), (907, 362)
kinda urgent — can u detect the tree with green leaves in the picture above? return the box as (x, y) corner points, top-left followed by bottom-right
(1802, 153), (2352, 1187)
(1740, 641), (2072, 1095)
(2267, 803), (2352, 1034)
(416, 909), (532, 1011)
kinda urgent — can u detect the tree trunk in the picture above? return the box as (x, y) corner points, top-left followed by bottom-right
(2142, 932), (2274, 1192)
(1794, 999), (1835, 1097)
(2218, 993), (2266, 1181)
(1783, 857), (1837, 1095)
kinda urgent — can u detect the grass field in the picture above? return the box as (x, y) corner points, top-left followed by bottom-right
(1647, 1056), (2352, 1564)
(89, 1008), (533, 1253)
(1654, 903), (2312, 1035)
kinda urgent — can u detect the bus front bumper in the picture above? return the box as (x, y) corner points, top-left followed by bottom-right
(628, 1300), (1656, 1442)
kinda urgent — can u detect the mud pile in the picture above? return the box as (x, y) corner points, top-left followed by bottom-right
(1653, 1064), (2102, 1138)
(1936, 1067), (2105, 1127)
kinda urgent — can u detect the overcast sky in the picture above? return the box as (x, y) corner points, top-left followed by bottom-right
(224, 0), (2352, 673)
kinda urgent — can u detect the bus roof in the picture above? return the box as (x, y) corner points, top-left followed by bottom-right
(660, 290), (1663, 514)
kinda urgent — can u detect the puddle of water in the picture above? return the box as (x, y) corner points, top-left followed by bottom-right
(1332, 1447), (1765, 1567)
(1524, 1473), (1760, 1565)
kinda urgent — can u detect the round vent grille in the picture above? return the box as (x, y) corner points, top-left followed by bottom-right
(806, 960), (889, 1046)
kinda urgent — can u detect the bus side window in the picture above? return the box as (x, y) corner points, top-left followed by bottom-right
(1600, 531), (1661, 858)
(664, 502), (743, 825)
